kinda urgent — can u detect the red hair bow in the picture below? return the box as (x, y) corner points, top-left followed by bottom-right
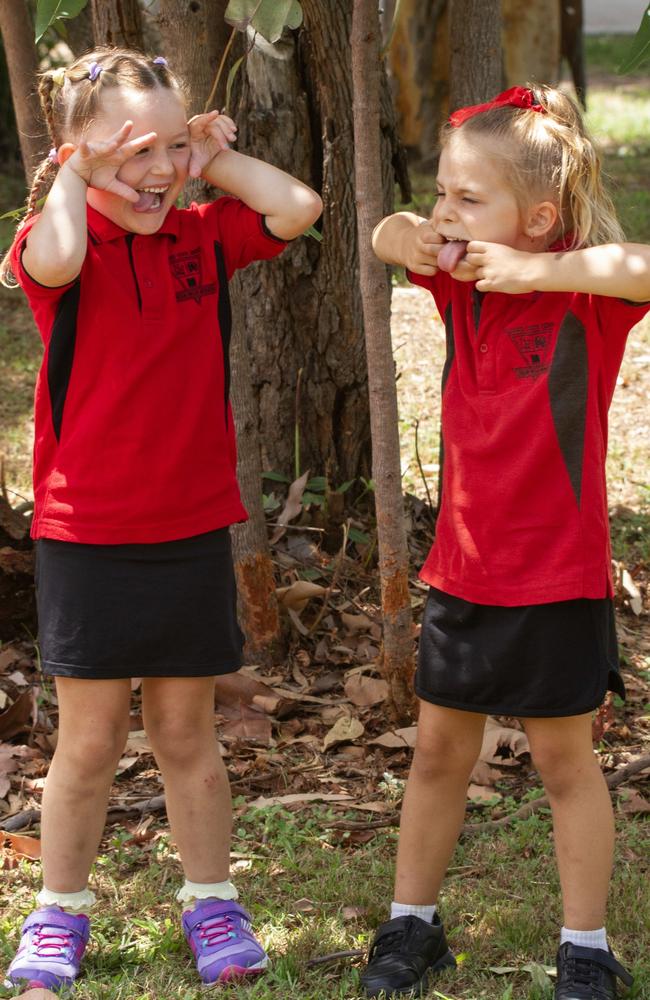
(449, 86), (545, 127)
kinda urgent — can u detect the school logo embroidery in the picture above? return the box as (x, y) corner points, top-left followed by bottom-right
(507, 322), (554, 379)
(169, 248), (217, 304)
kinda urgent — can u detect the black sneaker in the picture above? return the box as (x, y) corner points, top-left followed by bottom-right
(555, 943), (633, 999)
(360, 914), (456, 998)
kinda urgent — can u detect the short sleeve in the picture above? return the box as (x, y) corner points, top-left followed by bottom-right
(192, 197), (287, 279)
(7, 215), (78, 345)
(406, 266), (453, 318)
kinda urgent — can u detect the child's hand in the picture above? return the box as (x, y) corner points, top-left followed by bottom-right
(187, 111), (238, 178)
(401, 221), (444, 275)
(465, 242), (537, 293)
(64, 121), (157, 203)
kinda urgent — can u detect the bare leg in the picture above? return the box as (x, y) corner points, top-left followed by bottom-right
(142, 676), (231, 883)
(523, 713), (614, 929)
(41, 677), (132, 891)
(394, 702), (487, 904)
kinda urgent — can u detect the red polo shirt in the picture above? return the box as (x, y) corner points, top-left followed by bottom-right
(407, 266), (650, 605)
(11, 199), (286, 543)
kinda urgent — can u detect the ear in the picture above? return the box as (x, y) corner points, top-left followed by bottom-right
(57, 142), (77, 165)
(525, 200), (558, 239)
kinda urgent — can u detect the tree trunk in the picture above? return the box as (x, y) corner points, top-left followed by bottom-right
(502, 0), (561, 95)
(0, 0), (45, 184)
(65, 3), (95, 56)
(561, 0), (586, 108)
(449, 0), (502, 113)
(158, 1), (283, 660)
(235, 0), (397, 487)
(387, 0), (449, 159)
(91, 0), (144, 49)
(351, 0), (415, 722)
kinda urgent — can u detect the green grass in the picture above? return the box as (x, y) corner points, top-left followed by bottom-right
(1, 804), (648, 999)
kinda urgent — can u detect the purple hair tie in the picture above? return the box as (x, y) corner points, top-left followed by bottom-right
(48, 148), (59, 165)
(153, 56), (168, 67)
(88, 62), (102, 82)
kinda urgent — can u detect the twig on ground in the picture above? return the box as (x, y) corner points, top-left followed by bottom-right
(462, 753), (650, 835)
(307, 949), (365, 967)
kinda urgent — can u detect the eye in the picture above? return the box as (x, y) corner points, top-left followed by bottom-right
(171, 142), (188, 149)
(462, 197), (478, 204)
(135, 146), (150, 156)
(435, 191), (444, 198)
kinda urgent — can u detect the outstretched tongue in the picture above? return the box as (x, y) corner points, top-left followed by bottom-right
(133, 191), (160, 213)
(437, 239), (468, 273)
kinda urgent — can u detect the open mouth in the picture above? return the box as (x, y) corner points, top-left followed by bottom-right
(437, 235), (469, 273)
(133, 186), (169, 214)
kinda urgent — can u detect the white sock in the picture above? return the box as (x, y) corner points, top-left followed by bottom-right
(390, 901), (437, 923)
(561, 926), (608, 951)
(36, 886), (96, 914)
(176, 879), (239, 907)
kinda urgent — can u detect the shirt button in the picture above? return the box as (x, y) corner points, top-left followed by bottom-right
(479, 343), (488, 353)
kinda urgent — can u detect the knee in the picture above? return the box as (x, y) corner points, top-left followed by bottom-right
(530, 742), (595, 798)
(411, 734), (479, 784)
(57, 720), (129, 778)
(145, 712), (213, 764)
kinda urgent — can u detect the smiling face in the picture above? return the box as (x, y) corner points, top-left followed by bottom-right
(434, 132), (535, 251)
(85, 85), (190, 234)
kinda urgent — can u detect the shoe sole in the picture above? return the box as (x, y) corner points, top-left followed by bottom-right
(362, 949), (457, 998)
(201, 958), (269, 988)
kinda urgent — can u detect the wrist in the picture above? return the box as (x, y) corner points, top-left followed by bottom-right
(60, 159), (90, 186)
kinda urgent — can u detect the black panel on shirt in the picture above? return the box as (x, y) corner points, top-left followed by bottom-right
(437, 302), (456, 515)
(213, 241), (232, 426)
(48, 281), (81, 442)
(548, 311), (588, 507)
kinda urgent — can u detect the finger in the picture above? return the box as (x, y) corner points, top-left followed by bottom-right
(217, 114), (237, 131)
(466, 240), (488, 253)
(120, 131), (158, 156)
(210, 123), (234, 150)
(464, 253), (484, 266)
(187, 110), (220, 131)
(106, 179), (140, 204)
(188, 155), (202, 179)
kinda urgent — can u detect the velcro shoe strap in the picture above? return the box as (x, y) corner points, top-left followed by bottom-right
(564, 944), (634, 987)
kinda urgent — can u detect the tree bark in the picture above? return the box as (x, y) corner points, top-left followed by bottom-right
(561, 0), (586, 108)
(449, 0), (502, 113)
(0, 0), (45, 184)
(351, 0), (415, 722)
(387, 0), (449, 159)
(158, 1), (283, 660)
(91, 0), (144, 49)
(65, 3), (95, 56)
(502, 0), (561, 96)
(235, 1), (397, 486)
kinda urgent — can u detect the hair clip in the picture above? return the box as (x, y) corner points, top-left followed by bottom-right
(88, 62), (103, 82)
(48, 148), (59, 165)
(51, 67), (66, 92)
(153, 56), (168, 67)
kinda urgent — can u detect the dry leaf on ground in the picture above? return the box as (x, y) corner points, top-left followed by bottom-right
(369, 726), (418, 749)
(276, 580), (327, 612)
(479, 717), (529, 766)
(344, 674), (388, 707)
(323, 715), (364, 750)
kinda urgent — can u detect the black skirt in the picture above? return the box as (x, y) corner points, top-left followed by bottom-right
(35, 529), (244, 679)
(416, 586), (622, 718)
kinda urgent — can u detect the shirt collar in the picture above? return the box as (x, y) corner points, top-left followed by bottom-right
(86, 203), (181, 243)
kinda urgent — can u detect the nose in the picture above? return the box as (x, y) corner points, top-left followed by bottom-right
(435, 195), (457, 224)
(150, 147), (173, 175)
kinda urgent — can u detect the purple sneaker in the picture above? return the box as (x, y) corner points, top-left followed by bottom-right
(4, 906), (90, 990)
(182, 899), (268, 984)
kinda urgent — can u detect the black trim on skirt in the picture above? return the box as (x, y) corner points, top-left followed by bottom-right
(35, 529), (244, 679)
(415, 586), (623, 718)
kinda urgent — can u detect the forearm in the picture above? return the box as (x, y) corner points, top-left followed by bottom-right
(372, 212), (427, 266)
(202, 150), (322, 240)
(22, 164), (89, 286)
(533, 243), (650, 301)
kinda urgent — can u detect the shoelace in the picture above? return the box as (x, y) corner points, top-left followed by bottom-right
(198, 915), (240, 948)
(32, 926), (75, 962)
(560, 956), (610, 996)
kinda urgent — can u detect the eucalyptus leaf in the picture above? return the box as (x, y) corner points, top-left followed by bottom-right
(224, 55), (245, 114)
(35, 0), (89, 42)
(304, 223), (323, 242)
(618, 4), (650, 73)
(225, 0), (302, 43)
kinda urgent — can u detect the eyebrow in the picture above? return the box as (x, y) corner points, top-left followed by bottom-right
(436, 181), (482, 195)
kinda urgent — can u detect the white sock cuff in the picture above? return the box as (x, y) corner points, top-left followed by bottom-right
(390, 901), (437, 922)
(560, 926), (608, 951)
(176, 879), (239, 905)
(37, 886), (97, 914)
